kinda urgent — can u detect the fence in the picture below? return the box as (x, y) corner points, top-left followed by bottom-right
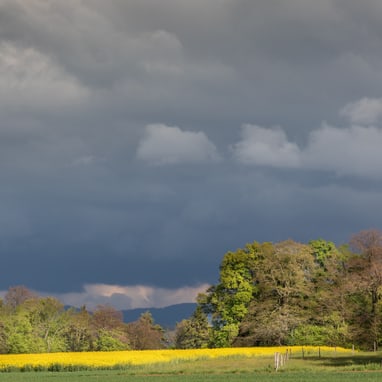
(274, 349), (291, 371)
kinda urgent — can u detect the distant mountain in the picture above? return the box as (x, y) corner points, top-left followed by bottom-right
(122, 303), (197, 329)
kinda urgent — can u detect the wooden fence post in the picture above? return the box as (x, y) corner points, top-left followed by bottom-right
(274, 352), (279, 371)
(275, 351), (290, 371)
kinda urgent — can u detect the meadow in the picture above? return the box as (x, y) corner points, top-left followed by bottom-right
(1, 347), (382, 381)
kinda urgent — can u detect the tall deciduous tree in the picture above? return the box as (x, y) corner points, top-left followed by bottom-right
(28, 297), (69, 352)
(347, 229), (382, 348)
(304, 240), (351, 347)
(236, 240), (317, 346)
(65, 306), (93, 352)
(1, 301), (41, 353)
(198, 242), (263, 347)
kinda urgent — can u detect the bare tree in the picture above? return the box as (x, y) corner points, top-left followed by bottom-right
(4, 285), (37, 309)
(126, 312), (164, 350)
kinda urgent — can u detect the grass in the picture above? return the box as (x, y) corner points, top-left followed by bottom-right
(1, 369), (382, 382)
(0, 348), (381, 381)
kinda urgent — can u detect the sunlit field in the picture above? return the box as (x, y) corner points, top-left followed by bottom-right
(1, 347), (382, 382)
(0, 346), (351, 371)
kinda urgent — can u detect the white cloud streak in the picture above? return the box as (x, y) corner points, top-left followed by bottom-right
(53, 283), (210, 310)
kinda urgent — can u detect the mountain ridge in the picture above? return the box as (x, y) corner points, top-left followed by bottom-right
(122, 302), (197, 329)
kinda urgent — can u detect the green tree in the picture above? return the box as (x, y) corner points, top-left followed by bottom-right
(304, 241), (352, 347)
(346, 229), (382, 349)
(0, 321), (6, 353)
(174, 307), (210, 349)
(236, 240), (317, 346)
(2, 307), (41, 353)
(28, 297), (69, 352)
(95, 329), (128, 351)
(65, 306), (93, 351)
(310, 239), (337, 267)
(198, 242), (263, 347)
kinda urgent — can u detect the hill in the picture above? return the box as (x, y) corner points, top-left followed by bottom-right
(122, 303), (196, 329)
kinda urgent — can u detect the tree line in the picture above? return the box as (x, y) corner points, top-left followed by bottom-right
(175, 229), (382, 350)
(2, 228), (382, 353)
(0, 286), (165, 353)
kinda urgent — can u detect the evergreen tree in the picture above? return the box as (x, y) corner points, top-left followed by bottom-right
(175, 306), (210, 348)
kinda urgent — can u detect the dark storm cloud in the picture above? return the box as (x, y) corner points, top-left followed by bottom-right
(1, 0), (382, 307)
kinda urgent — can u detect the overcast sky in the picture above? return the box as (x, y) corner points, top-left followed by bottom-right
(1, 0), (382, 310)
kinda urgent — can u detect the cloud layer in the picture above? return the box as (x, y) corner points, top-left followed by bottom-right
(231, 117), (382, 178)
(1, 0), (382, 308)
(0, 283), (209, 310)
(133, 103), (382, 180)
(0, 41), (89, 114)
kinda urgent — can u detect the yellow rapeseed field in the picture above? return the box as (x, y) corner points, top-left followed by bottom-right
(0, 346), (352, 370)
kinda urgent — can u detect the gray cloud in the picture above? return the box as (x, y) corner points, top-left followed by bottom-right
(340, 98), (382, 125)
(1, 0), (382, 307)
(303, 122), (382, 178)
(0, 41), (89, 115)
(232, 107), (382, 179)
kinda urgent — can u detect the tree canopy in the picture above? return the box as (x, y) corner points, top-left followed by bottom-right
(177, 229), (382, 350)
(2, 229), (382, 353)
(0, 287), (165, 354)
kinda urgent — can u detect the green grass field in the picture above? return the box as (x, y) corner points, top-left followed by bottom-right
(1, 351), (381, 381)
(1, 370), (382, 382)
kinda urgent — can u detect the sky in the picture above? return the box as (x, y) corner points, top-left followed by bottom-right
(1, 0), (382, 310)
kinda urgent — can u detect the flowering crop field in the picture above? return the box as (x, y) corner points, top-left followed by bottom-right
(0, 346), (352, 371)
